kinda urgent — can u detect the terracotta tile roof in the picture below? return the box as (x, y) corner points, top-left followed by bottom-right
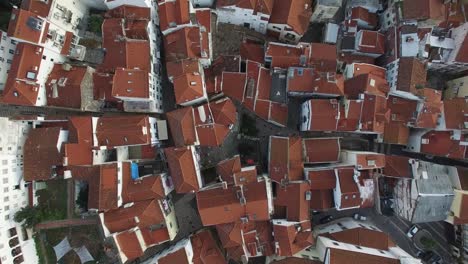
(387, 95), (418, 124)
(274, 182), (310, 221)
(167, 59), (201, 81)
(415, 91), (443, 129)
(216, 222), (243, 248)
(240, 40), (265, 63)
(350, 151), (386, 170)
(455, 35), (468, 63)
(112, 68), (149, 99)
(24, 127), (63, 181)
(103, 199), (164, 233)
(114, 230), (144, 262)
(348, 63), (386, 79)
(265, 42), (310, 68)
(273, 221), (314, 256)
(217, 0), (275, 15)
(21, 0), (53, 17)
(383, 123), (410, 145)
(7, 8), (45, 43)
(357, 30), (385, 55)
(336, 167), (361, 209)
(105, 5), (151, 19)
(191, 229), (227, 264)
(195, 8), (212, 32)
(216, 155), (242, 183)
(307, 168), (337, 190)
(45, 64), (90, 109)
(141, 227), (170, 247)
(122, 171), (167, 204)
(403, 0), (446, 21)
(344, 73), (389, 99)
(337, 100), (363, 132)
(173, 72), (205, 105)
(210, 97), (238, 126)
(196, 124), (230, 146)
(443, 98), (467, 130)
(325, 227), (395, 250)
(158, 0), (190, 33)
(157, 245), (189, 264)
(304, 99), (340, 131)
(396, 58), (427, 94)
(93, 72), (118, 102)
(338, 53), (376, 65)
(96, 115), (152, 147)
(360, 94), (390, 134)
(204, 56), (240, 94)
(271, 258), (320, 264)
(420, 130), (467, 160)
(220, 72), (247, 101)
(269, 136), (304, 183)
(350, 7), (378, 28)
(383, 155), (411, 177)
(164, 146), (200, 193)
(302, 138), (340, 164)
(1, 43), (43, 106)
(326, 247), (400, 264)
(287, 68), (344, 96)
(167, 107), (197, 147)
(269, 0), (312, 35)
(197, 180), (270, 225)
(309, 190), (334, 210)
(269, 102), (288, 126)
(309, 43), (337, 72)
(164, 26), (202, 62)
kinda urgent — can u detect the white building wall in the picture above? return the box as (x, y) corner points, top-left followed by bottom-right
(191, 0), (214, 8)
(0, 32), (18, 91)
(300, 100), (312, 131)
(48, 0), (88, 33)
(105, 0), (153, 9)
(310, 1), (342, 23)
(216, 6), (269, 34)
(385, 59), (399, 91)
(0, 118), (39, 264)
(267, 23), (302, 44)
(445, 76), (468, 99)
(405, 129), (428, 153)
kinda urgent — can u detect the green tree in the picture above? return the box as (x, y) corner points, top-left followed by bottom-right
(14, 206), (42, 228)
(88, 15), (104, 34)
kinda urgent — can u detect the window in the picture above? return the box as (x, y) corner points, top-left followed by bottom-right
(3, 187), (8, 192)
(2, 160), (7, 165)
(3, 215), (8, 220)
(8, 49), (14, 54)
(2, 169), (7, 174)
(4, 206), (9, 211)
(4, 197), (9, 202)
(6, 59), (12, 64)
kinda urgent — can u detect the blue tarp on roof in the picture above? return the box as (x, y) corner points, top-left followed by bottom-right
(131, 163), (139, 180)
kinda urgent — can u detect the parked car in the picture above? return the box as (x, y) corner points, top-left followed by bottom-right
(353, 213), (367, 221)
(407, 225), (419, 238)
(319, 215), (334, 224)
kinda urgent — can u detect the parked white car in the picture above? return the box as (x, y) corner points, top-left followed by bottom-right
(407, 225), (419, 238)
(353, 213), (367, 221)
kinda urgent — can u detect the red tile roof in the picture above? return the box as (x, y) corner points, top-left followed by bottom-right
(303, 138), (340, 164)
(420, 130), (467, 160)
(396, 58), (427, 94)
(105, 5), (151, 19)
(443, 98), (467, 130)
(217, 0), (275, 15)
(164, 26), (202, 62)
(220, 72), (247, 102)
(240, 40), (265, 63)
(24, 127), (63, 181)
(157, 245), (189, 264)
(164, 146), (200, 193)
(348, 63), (386, 78)
(350, 7), (378, 28)
(95, 115), (152, 147)
(416, 90), (443, 129)
(274, 182), (310, 221)
(167, 59), (201, 81)
(307, 168), (337, 190)
(114, 230), (145, 262)
(204, 56), (241, 94)
(344, 73), (389, 99)
(357, 30), (385, 55)
(337, 100), (363, 132)
(166, 107), (197, 147)
(197, 180), (270, 226)
(326, 227), (395, 250)
(216, 155), (242, 183)
(304, 99), (340, 131)
(309, 43), (337, 72)
(122, 172), (167, 204)
(403, 0), (446, 21)
(1, 43), (43, 106)
(269, 136), (304, 183)
(383, 155), (411, 177)
(326, 247), (400, 264)
(112, 68), (150, 99)
(265, 42), (310, 68)
(309, 190), (334, 210)
(287, 68), (344, 96)
(7, 8), (45, 43)
(191, 229), (227, 264)
(336, 167), (361, 209)
(269, 0), (312, 35)
(103, 199), (164, 233)
(173, 72), (205, 105)
(46, 64), (90, 109)
(387, 95), (418, 124)
(158, 0), (190, 33)
(360, 94), (390, 134)
(273, 221), (314, 256)
(383, 123), (410, 145)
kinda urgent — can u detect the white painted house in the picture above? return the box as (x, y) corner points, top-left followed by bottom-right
(0, 118), (39, 264)
(0, 31), (17, 91)
(216, 0), (273, 34)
